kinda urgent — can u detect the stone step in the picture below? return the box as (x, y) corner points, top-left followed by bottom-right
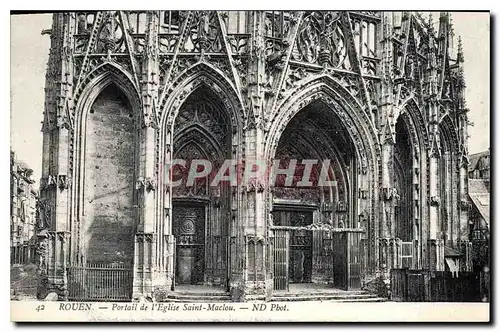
(334, 297), (387, 302)
(273, 290), (368, 297)
(166, 298), (232, 303)
(172, 291), (230, 297)
(270, 293), (384, 302)
(167, 294), (232, 302)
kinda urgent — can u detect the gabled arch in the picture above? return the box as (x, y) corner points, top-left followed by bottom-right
(174, 124), (225, 161)
(70, 67), (141, 265)
(74, 62), (141, 117)
(266, 74), (379, 176)
(399, 97), (429, 149)
(439, 113), (461, 154)
(396, 110), (422, 157)
(72, 65), (142, 224)
(160, 61), (245, 132)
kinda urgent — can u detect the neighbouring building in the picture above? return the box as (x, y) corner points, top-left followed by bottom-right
(468, 150), (490, 273)
(38, 11), (473, 301)
(469, 150), (490, 180)
(10, 151), (38, 265)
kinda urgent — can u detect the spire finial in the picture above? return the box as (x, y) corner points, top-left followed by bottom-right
(428, 13), (436, 34)
(457, 35), (464, 63)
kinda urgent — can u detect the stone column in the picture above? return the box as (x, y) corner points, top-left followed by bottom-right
(233, 10), (268, 301)
(428, 140), (444, 271)
(37, 13), (75, 300)
(458, 155), (472, 271)
(132, 11), (164, 300)
(380, 122), (396, 274)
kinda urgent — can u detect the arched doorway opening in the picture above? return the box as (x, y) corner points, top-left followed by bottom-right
(170, 86), (232, 289)
(394, 115), (416, 269)
(83, 84), (137, 265)
(270, 100), (360, 292)
(69, 83), (138, 301)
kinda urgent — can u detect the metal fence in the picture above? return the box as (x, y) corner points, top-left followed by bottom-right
(390, 268), (484, 302)
(67, 263), (133, 301)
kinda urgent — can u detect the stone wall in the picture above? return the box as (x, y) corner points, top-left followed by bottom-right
(83, 85), (136, 265)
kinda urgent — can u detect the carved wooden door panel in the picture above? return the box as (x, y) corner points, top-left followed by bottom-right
(289, 228), (313, 283)
(173, 204), (205, 285)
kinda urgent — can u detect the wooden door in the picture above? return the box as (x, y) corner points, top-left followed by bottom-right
(333, 231), (362, 290)
(289, 229), (313, 283)
(173, 204), (205, 285)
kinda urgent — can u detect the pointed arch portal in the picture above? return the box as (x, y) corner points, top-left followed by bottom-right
(170, 86), (233, 288)
(270, 96), (365, 292)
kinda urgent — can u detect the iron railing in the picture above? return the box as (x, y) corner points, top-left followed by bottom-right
(67, 263), (133, 301)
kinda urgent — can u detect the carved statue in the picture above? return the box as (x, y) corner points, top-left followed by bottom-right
(77, 13), (88, 34)
(384, 205), (391, 233)
(97, 14), (116, 53)
(338, 215), (345, 228)
(268, 213), (274, 227)
(197, 12), (210, 40)
(392, 188), (401, 201)
(36, 201), (52, 231)
(36, 230), (49, 272)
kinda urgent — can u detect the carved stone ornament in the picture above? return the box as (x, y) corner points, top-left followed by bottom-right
(57, 174), (70, 190)
(36, 201), (52, 231)
(382, 187), (400, 201)
(40, 175), (58, 191)
(292, 12), (348, 69)
(36, 230), (50, 272)
(430, 195), (440, 206)
(337, 200), (347, 212)
(136, 177), (157, 192)
(460, 196), (469, 210)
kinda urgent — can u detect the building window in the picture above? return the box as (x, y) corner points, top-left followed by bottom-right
(159, 11), (181, 34)
(353, 19), (377, 58)
(264, 11), (284, 39)
(224, 11), (248, 34)
(127, 11), (148, 34)
(76, 12), (96, 34)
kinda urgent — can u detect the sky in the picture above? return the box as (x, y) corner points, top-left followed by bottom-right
(10, 12), (490, 181)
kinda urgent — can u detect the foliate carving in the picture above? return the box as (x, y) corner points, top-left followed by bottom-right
(167, 56), (198, 85)
(382, 187), (400, 201)
(95, 11), (126, 53)
(57, 175), (71, 190)
(136, 233), (155, 243)
(233, 57), (249, 90)
(282, 66), (307, 92)
(182, 11), (224, 53)
(136, 176), (156, 193)
(227, 34), (250, 55)
(40, 175), (58, 191)
(159, 34), (180, 54)
(429, 195), (440, 206)
(292, 12), (349, 69)
(56, 113), (73, 131)
(334, 72), (361, 98)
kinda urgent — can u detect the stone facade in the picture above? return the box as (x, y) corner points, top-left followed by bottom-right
(10, 151), (38, 265)
(39, 11), (471, 301)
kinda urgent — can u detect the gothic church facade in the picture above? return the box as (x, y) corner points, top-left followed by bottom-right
(38, 11), (471, 301)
